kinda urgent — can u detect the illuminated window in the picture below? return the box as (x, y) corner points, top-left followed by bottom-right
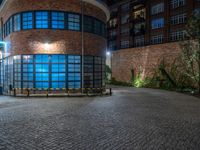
(51, 12), (65, 29)
(22, 12), (33, 29)
(68, 13), (80, 31)
(13, 14), (21, 31)
(35, 11), (49, 29)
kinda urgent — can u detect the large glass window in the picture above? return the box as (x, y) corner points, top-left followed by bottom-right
(84, 56), (93, 88)
(151, 3), (164, 15)
(151, 18), (164, 29)
(13, 14), (21, 31)
(84, 16), (93, 33)
(22, 12), (33, 30)
(51, 55), (66, 89)
(51, 12), (65, 29)
(94, 20), (101, 35)
(68, 13), (80, 31)
(35, 11), (49, 29)
(3, 10), (106, 38)
(68, 55), (81, 88)
(35, 55), (49, 63)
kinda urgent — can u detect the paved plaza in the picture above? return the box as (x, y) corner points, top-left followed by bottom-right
(0, 87), (200, 150)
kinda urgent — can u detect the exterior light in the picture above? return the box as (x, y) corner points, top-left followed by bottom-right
(106, 51), (111, 56)
(44, 43), (50, 50)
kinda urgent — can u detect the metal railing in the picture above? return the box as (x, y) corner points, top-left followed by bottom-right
(11, 87), (112, 97)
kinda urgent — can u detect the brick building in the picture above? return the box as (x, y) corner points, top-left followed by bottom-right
(0, 0), (110, 94)
(107, 0), (200, 82)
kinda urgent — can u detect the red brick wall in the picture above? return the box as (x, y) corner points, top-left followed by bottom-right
(0, 0), (107, 23)
(0, 0), (107, 57)
(5, 30), (106, 57)
(111, 42), (181, 82)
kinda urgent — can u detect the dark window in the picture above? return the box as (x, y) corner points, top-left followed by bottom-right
(84, 16), (93, 32)
(94, 20), (101, 35)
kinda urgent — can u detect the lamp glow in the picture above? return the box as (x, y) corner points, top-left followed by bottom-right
(44, 43), (50, 50)
(106, 51), (111, 56)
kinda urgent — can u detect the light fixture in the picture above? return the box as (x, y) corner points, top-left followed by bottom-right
(44, 43), (50, 50)
(106, 51), (111, 56)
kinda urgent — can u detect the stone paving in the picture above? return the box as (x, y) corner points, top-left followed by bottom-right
(0, 87), (200, 150)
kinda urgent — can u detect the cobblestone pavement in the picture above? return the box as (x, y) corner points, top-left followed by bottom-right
(0, 87), (200, 150)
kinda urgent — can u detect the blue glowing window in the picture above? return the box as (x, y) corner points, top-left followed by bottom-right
(68, 55), (81, 63)
(68, 64), (80, 72)
(35, 55), (49, 63)
(52, 73), (65, 81)
(36, 82), (49, 88)
(13, 14), (21, 31)
(22, 12), (33, 29)
(151, 18), (164, 29)
(51, 12), (65, 29)
(52, 82), (65, 88)
(52, 64), (66, 72)
(23, 55), (33, 63)
(68, 73), (80, 81)
(35, 11), (49, 29)
(51, 55), (65, 63)
(23, 73), (33, 81)
(35, 64), (49, 72)
(23, 64), (33, 72)
(35, 73), (49, 81)
(68, 13), (80, 31)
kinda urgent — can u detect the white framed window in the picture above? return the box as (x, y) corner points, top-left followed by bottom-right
(171, 0), (186, 9)
(151, 3), (164, 15)
(151, 34), (163, 44)
(171, 13), (187, 25)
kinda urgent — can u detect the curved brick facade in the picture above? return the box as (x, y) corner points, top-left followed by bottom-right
(0, 0), (107, 57)
(0, 0), (109, 94)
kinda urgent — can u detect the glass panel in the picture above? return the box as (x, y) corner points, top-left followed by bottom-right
(68, 13), (80, 31)
(35, 11), (49, 29)
(51, 12), (65, 29)
(22, 12), (33, 29)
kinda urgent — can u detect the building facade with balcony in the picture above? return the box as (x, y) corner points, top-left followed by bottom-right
(0, 0), (110, 94)
(107, 0), (200, 82)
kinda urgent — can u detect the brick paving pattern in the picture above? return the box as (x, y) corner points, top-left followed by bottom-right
(0, 87), (200, 150)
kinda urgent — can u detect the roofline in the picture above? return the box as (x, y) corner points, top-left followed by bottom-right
(0, 0), (110, 21)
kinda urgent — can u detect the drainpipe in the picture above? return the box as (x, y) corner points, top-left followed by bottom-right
(81, 0), (84, 93)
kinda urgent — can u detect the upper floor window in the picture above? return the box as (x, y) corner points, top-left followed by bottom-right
(121, 14), (129, 24)
(170, 30), (186, 41)
(151, 18), (164, 29)
(84, 16), (93, 33)
(14, 14), (21, 31)
(51, 12), (65, 29)
(120, 39), (129, 49)
(171, 0), (186, 9)
(151, 34), (163, 44)
(151, 3), (164, 15)
(171, 13), (187, 25)
(121, 3), (130, 12)
(94, 20), (101, 35)
(35, 11), (49, 29)
(22, 12), (33, 30)
(68, 14), (80, 31)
